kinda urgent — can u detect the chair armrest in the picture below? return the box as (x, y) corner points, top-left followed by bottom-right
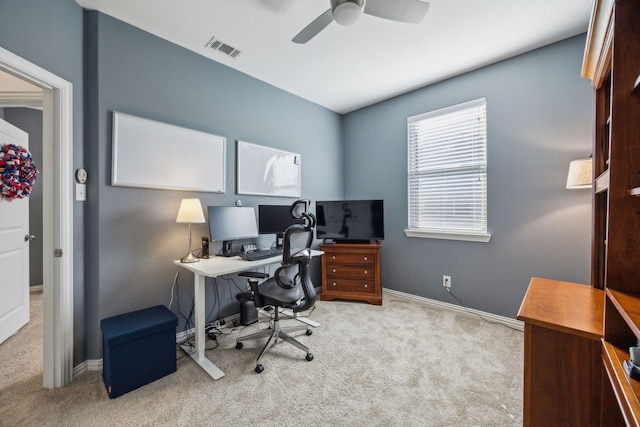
(238, 272), (268, 307)
(238, 272), (269, 279)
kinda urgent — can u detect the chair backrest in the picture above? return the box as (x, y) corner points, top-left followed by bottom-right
(274, 200), (317, 312)
(282, 199), (316, 262)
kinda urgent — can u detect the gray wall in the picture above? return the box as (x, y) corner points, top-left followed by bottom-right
(0, 0), (86, 363)
(4, 107), (44, 286)
(83, 12), (343, 359)
(343, 35), (593, 318)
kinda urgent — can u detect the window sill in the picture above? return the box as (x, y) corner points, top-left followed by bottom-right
(404, 229), (491, 243)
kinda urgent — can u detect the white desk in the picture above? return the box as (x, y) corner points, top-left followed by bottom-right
(174, 250), (323, 380)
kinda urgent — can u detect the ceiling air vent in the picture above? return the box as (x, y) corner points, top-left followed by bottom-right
(206, 36), (242, 59)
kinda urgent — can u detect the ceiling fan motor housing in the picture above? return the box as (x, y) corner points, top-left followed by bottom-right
(331, 0), (365, 26)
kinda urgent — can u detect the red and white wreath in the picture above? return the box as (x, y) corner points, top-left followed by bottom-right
(0, 144), (40, 201)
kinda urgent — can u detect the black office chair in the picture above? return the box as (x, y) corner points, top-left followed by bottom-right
(235, 200), (318, 373)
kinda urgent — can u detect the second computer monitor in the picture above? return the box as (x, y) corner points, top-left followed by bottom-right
(258, 204), (304, 248)
(208, 206), (259, 256)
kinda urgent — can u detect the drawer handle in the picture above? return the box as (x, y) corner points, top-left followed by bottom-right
(332, 282), (337, 287)
(332, 255), (336, 260)
(364, 256), (368, 261)
(332, 268), (336, 273)
(364, 270), (368, 274)
(364, 284), (368, 288)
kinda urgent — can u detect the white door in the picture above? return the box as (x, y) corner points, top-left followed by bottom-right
(0, 118), (30, 344)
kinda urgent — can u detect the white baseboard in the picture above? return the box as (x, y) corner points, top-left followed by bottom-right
(73, 358), (102, 376)
(73, 361), (87, 376)
(382, 288), (523, 331)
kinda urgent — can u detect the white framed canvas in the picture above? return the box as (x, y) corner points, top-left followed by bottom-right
(112, 112), (226, 193)
(237, 140), (301, 197)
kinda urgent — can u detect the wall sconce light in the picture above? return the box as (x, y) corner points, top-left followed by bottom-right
(566, 156), (593, 189)
(176, 198), (205, 263)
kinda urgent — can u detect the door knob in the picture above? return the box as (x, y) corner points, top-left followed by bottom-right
(25, 234), (36, 241)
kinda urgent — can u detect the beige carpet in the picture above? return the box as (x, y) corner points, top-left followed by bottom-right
(0, 292), (523, 426)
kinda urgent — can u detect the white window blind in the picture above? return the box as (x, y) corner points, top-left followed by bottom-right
(407, 98), (489, 241)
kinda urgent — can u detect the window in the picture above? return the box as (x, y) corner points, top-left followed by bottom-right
(406, 98), (490, 242)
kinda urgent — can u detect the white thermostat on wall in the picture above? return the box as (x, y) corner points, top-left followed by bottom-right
(76, 168), (87, 184)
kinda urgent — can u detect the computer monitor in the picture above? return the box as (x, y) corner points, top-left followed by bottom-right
(208, 206), (259, 256)
(258, 204), (304, 248)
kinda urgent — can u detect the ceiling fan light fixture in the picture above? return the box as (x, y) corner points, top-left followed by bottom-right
(332, 0), (363, 26)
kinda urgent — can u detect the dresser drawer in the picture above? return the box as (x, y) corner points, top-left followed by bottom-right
(326, 252), (375, 265)
(325, 264), (375, 279)
(326, 278), (376, 294)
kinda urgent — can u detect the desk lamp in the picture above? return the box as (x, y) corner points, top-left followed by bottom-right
(176, 198), (205, 263)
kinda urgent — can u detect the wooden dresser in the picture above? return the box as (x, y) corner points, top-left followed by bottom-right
(320, 243), (382, 305)
(517, 277), (604, 427)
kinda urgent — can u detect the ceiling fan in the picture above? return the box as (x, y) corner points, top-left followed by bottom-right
(292, 0), (430, 44)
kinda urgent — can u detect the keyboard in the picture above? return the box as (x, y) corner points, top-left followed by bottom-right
(240, 248), (283, 261)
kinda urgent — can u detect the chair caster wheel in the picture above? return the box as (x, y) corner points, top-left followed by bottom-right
(306, 353), (314, 361)
(306, 329), (312, 336)
(255, 364), (264, 373)
(235, 342), (243, 350)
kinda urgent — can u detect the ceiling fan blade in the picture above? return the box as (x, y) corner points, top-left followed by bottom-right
(292, 8), (334, 44)
(363, 0), (429, 24)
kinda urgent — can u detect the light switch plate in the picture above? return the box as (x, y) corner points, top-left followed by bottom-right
(75, 183), (86, 201)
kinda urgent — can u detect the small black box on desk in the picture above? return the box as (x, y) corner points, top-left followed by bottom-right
(101, 305), (177, 398)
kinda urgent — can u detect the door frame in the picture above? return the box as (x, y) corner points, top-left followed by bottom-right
(0, 46), (74, 388)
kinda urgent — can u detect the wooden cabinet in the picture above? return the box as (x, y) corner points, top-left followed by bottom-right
(320, 243), (382, 305)
(517, 277), (604, 427)
(518, 2), (640, 424)
(582, 0), (640, 424)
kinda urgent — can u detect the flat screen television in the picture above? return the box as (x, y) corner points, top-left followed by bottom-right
(259, 204), (305, 248)
(208, 206), (258, 256)
(315, 200), (384, 243)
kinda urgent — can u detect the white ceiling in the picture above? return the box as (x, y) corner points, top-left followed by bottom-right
(75, 0), (593, 114)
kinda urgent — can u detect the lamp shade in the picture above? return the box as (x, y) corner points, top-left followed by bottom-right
(566, 158), (593, 189)
(176, 198), (205, 223)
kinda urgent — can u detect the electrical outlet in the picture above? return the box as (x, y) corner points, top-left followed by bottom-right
(443, 275), (452, 289)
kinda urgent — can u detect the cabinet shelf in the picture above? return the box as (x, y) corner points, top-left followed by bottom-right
(596, 169), (610, 193)
(607, 289), (640, 339)
(602, 341), (640, 426)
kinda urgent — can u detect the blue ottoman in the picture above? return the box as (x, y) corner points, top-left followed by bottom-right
(101, 305), (178, 398)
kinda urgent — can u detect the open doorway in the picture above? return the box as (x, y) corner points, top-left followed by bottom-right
(0, 74), (44, 385)
(0, 47), (74, 389)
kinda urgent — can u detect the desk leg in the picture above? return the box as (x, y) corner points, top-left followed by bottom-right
(180, 272), (225, 380)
